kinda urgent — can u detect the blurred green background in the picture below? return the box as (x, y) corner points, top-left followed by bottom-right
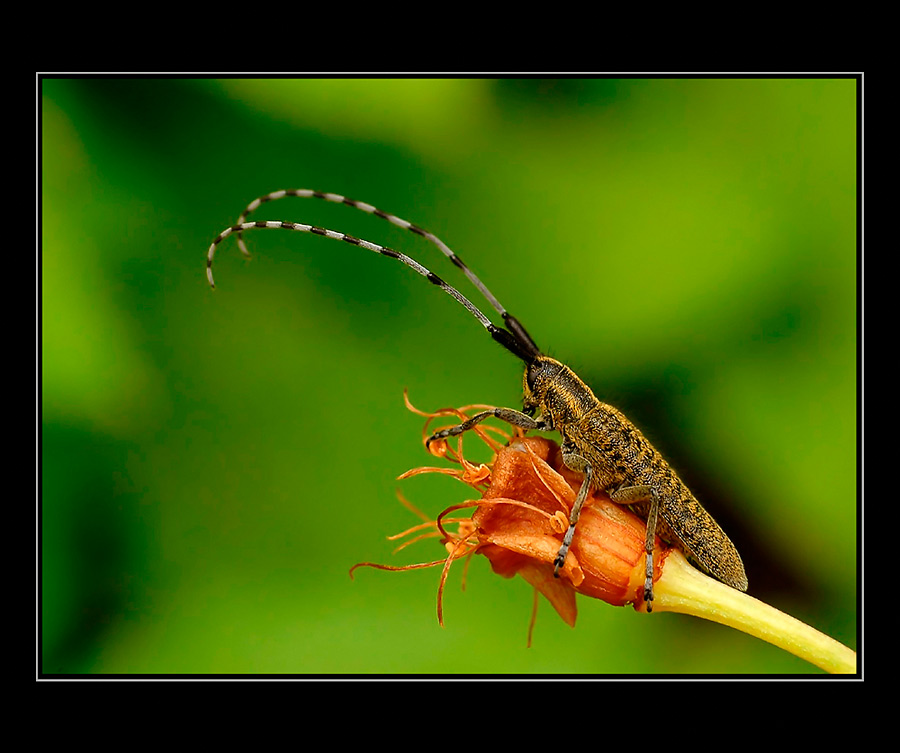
(41, 77), (857, 675)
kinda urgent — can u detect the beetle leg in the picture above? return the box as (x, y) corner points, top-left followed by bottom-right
(553, 443), (595, 578)
(610, 484), (659, 612)
(426, 407), (551, 449)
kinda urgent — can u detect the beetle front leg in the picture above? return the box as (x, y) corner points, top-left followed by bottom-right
(425, 407), (551, 449)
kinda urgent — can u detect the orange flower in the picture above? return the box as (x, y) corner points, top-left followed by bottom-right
(351, 395), (857, 672)
(350, 396), (664, 631)
(473, 436), (662, 624)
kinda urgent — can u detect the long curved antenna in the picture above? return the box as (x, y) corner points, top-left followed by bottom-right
(232, 189), (540, 357)
(206, 219), (541, 364)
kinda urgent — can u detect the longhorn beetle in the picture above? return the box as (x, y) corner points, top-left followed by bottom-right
(206, 189), (749, 611)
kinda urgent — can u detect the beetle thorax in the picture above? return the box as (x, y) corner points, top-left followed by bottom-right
(523, 355), (597, 428)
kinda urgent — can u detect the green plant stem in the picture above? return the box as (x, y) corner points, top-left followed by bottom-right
(651, 550), (856, 674)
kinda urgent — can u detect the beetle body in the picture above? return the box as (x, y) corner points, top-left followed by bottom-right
(208, 188), (749, 611)
(524, 355), (748, 592)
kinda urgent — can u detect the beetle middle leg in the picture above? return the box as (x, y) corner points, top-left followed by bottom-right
(553, 443), (595, 577)
(609, 484), (660, 612)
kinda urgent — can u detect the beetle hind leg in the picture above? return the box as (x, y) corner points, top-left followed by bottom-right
(609, 484), (660, 612)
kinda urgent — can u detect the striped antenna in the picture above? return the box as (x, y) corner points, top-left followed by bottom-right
(206, 216), (541, 364)
(231, 189), (539, 357)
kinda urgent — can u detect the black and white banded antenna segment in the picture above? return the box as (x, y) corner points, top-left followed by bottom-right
(206, 217), (541, 364)
(230, 189), (539, 358)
